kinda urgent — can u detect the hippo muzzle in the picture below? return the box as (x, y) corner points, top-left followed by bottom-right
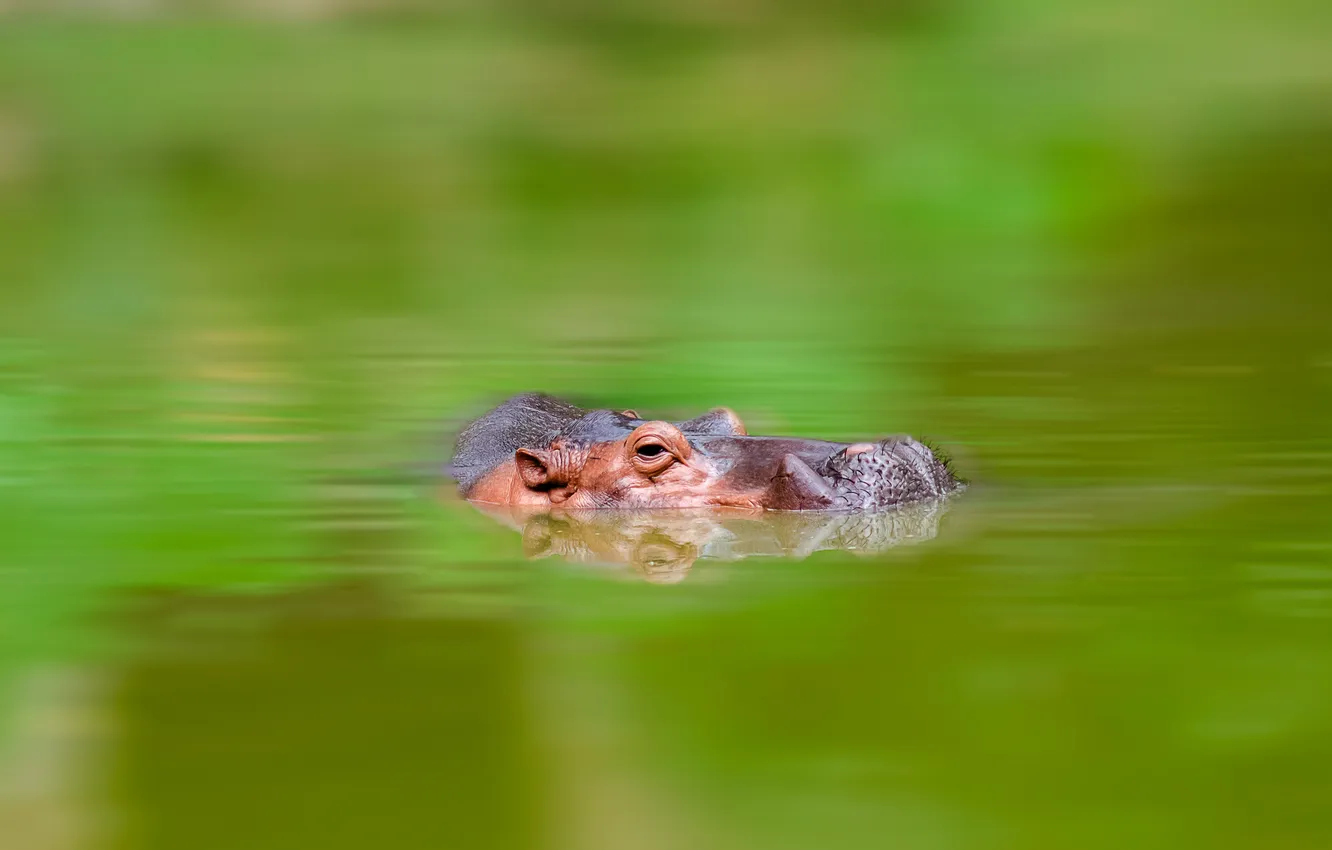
(448, 394), (962, 512)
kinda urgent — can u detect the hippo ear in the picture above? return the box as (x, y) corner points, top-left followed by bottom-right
(678, 407), (747, 436)
(515, 448), (556, 490)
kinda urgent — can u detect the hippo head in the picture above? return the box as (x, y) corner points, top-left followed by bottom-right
(448, 393), (961, 513)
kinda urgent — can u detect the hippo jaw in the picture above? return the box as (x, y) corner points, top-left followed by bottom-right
(450, 394), (961, 512)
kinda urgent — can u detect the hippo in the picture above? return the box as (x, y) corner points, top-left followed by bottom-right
(447, 393), (962, 512)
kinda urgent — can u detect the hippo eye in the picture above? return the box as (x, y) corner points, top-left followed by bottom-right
(628, 422), (688, 475)
(630, 437), (676, 474)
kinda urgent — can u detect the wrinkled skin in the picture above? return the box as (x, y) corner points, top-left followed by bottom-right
(473, 502), (952, 583)
(447, 393), (962, 513)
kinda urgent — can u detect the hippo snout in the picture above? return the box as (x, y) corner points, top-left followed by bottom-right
(815, 438), (958, 511)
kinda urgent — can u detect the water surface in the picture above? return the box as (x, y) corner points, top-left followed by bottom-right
(1, 11), (1330, 850)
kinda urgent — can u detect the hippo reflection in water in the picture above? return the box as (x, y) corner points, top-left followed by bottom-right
(448, 393), (962, 512)
(472, 501), (953, 583)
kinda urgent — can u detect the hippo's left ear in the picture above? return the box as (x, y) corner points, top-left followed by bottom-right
(515, 448), (559, 490)
(515, 444), (583, 494)
(678, 407), (747, 436)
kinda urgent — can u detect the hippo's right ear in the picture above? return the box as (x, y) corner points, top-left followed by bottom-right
(678, 407), (747, 436)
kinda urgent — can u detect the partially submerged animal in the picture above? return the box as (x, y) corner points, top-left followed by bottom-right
(447, 393), (962, 512)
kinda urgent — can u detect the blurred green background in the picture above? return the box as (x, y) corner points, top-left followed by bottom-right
(1, 2), (1330, 849)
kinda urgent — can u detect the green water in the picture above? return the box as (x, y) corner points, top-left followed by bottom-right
(1, 10), (1331, 849)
